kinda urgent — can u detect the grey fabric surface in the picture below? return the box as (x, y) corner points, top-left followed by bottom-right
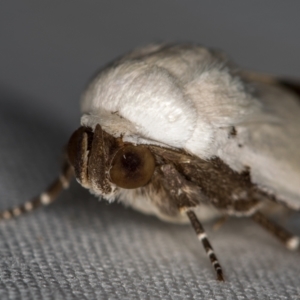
(1, 2), (300, 299)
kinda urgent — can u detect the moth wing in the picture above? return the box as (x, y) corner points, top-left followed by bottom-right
(242, 71), (300, 97)
(223, 72), (300, 210)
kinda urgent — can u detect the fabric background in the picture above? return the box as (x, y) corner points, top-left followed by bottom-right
(0, 2), (300, 299)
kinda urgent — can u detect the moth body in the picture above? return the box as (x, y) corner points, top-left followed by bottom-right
(2, 43), (300, 281)
(80, 44), (300, 218)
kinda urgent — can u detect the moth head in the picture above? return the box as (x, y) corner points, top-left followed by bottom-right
(67, 124), (156, 196)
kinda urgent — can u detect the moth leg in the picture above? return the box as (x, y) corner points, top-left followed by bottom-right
(213, 215), (228, 231)
(186, 210), (224, 281)
(252, 211), (299, 251)
(0, 161), (73, 221)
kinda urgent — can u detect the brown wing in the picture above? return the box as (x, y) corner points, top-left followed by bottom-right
(279, 79), (300, 98)
(241, 71), (300, 99)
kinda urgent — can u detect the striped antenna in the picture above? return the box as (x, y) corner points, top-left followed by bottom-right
(186, 210), (224, 281)
(0, 162), (73, 221)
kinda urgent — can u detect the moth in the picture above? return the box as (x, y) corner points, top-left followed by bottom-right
(1, 44), (300, 281)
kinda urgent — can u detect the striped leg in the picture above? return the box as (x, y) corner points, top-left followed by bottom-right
(0, 162), (73, 221)
(252, 211), (299, 251)
(186, 210), (224, 281)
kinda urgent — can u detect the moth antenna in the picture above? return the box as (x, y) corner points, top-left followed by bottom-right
(186, 210), (225, 281)
(252, 211), (300, 251)
(0, 161), (73, 221)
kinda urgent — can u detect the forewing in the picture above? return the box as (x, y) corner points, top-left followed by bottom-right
(242, 71), (300, 99)
(224, 71), (300, 210)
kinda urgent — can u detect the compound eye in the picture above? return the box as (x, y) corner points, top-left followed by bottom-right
(109, 145), (155, 189)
